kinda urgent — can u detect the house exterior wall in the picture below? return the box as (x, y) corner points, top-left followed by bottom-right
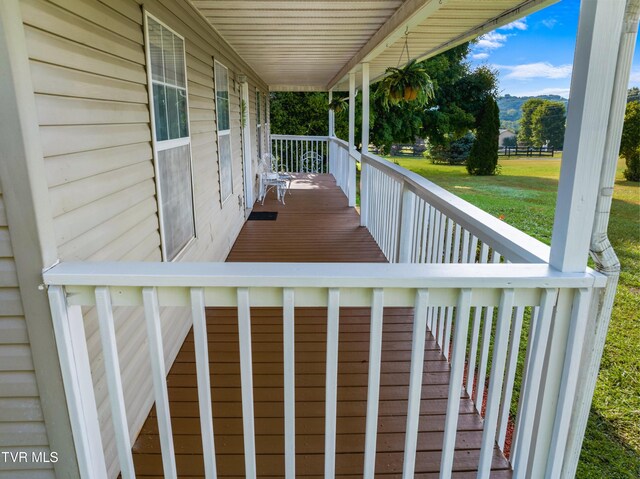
(4, 0), (269, 477)
(0, 187), (55, 479)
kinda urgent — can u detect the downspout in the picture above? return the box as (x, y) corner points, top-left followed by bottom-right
(562, 1), (640, 477)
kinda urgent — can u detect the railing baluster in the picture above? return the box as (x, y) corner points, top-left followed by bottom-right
(426, 205), (436, 263)
(324, 288), (340, 479)
(469, 236), (479, 263)
(190, 288), (217, 479)
(497, 306), (525, 449)
(142, 287), (177, 479)
(512, 291), (556, 477)
(452, 224), (461, 263)
(48, 285), (108, 479)
(465, 244), (489, 399)
(237, 287), (257, 479)
(363, 288), (384, 479)
(546, 288), (592, 478)
(477, 288), (515, 478)
(444, 218), (453, 264)
(461, 229), (470, 263)
(440, 288), (472, 478)
(95, 286), (136, 479)
(283, 288), (296, 479)
(402, 289), (429, 478)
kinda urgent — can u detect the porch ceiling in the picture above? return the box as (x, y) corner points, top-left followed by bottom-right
(190, 0), (557, 91)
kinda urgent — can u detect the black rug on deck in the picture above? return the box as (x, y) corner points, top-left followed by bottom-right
(248, 211), (278, 221)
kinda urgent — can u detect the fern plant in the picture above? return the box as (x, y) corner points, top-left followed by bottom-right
(378, 60), (435, 109)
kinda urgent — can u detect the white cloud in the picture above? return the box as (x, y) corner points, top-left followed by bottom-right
(476, 32), (509, 51)
(496, 62), (573, 80)
(541, 18), (558, 29)
(629, 68), (640, 84)
(515, 87), (571, 98)
(500, 18), (527, 31)
(471, 52), (490, 60)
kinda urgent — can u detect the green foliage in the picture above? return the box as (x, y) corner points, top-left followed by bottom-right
(269, 91), (330, 136)
(517, 98), (545, 145)
(620, 101), (640, 181)
(467, 96), (500, 175)
(517, 98), (566, 147)
(430, 132), (474, 164)
(378, 59), (435, 108)
(498, 93), (568, 124)
(531, 101), (566, 148)
(628, 87), (640, 103)
(370, 43), (498, 153)
(328, 96), (348, 114)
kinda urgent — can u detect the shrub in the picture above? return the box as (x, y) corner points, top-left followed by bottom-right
(467, 96), (500, 175)
(620, 101), (640, 181)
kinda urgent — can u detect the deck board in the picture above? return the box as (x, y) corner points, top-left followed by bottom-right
(131, 175), (512, 477)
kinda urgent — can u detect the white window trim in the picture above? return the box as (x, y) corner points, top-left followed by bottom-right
(143, 11), (197, 261)
(214, 59), (233, 205)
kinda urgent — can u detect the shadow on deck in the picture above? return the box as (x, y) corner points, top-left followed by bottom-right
(130, 174), (512, 477)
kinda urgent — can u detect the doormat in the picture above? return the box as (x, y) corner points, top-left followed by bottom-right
(248, 211), (278, 221)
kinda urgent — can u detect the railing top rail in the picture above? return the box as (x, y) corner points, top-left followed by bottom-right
(329, 137), (551, 264)
(43, 262), (605, 289)
(271, 134), (330, 141)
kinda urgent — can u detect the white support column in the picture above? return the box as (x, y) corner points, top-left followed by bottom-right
(361, 63), (370, 153)
(549, 0), (626, 273)
(563, 2), (640, 477)
(328, 89), (334, 137)
(360, 64), (370, 225)
(348, 71), (357, 207)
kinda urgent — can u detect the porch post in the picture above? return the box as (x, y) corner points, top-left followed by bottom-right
(527, 1), (626, 478)
(348, 71), (357, 207)
(549, 0), (626, 273)
(328, 89), (334, 137)
(563, 1), (640, 477)
(360, 63), (370, 226)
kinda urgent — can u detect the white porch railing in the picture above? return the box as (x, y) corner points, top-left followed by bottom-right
(43, 261), (604, 479)
(271, 134), (329, 173)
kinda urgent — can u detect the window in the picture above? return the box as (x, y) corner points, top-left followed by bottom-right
(256, 90), (262, 159)
(215, 61), (233, 202)
(145, 14), (195, 260)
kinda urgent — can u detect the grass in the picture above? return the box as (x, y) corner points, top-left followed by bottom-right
(390, 155), (640, 478)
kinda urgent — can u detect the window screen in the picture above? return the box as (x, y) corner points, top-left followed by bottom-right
(215, 62), (233, 202)
(146, 14), (195, 260)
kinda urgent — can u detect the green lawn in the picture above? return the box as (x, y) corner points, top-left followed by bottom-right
(391, 156), (640, 478)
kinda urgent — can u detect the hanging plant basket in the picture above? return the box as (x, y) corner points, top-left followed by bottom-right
(379, 59), (435, 109)
(328, 96), (348, 114)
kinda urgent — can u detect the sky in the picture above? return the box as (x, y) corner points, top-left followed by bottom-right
(469, 0), (640, 98)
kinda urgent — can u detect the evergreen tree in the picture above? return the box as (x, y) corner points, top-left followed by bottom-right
(467, 96), (500, 176)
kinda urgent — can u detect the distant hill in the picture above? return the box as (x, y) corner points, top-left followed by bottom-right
(498, 94), (568, 131)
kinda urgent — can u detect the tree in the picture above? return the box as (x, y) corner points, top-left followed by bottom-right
(269, 92), (329, 136)
(531, 101), (566, 148)
(467, 96), (500, 175)
(628, 87), (640, 103)
(620, 100), (640, 182)
(369, 43), (498, 153)
(517, 98), (544, 145)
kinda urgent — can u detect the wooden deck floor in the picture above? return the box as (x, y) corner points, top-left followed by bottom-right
(131, 175), (512, 477)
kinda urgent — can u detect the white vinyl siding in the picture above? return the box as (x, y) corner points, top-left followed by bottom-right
(145, 14), (195, 261)
(18, 0), (268, 476)
(215, 61), (233, 202)
(0, 186), (54, 479)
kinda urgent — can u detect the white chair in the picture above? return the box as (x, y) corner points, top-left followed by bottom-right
(258, 156), (290, 205)
(300, 151), (323, 173)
